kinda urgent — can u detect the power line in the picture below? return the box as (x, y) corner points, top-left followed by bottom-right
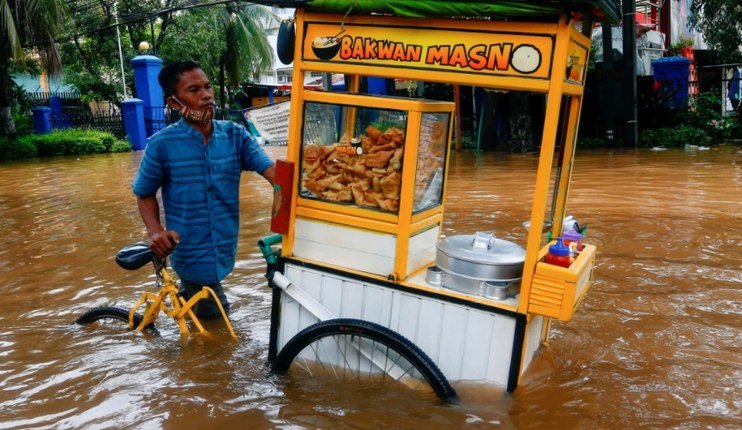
(26, 0), (287, 47)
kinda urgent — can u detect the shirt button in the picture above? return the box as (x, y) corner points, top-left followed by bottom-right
(212, 227), (215, 231)
(208, 187), (212, 192)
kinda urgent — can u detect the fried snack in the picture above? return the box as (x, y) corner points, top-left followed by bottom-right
(380, 171), (401, 200)
(376, 197), (398, 212)
(319, 144), (337, 161)
(365, 150), (394, 168)
(384, 127), (405, 145)
(388, 148), (403, 173)
(351, 182), (365, 206)
(321, 185), (353, 202)
(361, 135), (374, 154)
(326, 160), (344, 174)
(304, 144), (319, 163)
(368, 141), (396, 154)
(308, 163), (326, 179)
(365, 125), (382, 142)
(303, 123), (407, 212)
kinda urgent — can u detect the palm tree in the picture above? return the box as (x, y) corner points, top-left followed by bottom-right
(0, 0), (67, 140)
(216, 3), (278, 108)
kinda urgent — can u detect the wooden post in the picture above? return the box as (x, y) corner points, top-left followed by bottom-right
(454, 84), (462, 153)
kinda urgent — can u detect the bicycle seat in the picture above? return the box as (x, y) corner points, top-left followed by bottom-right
(116, 241), (154, 270)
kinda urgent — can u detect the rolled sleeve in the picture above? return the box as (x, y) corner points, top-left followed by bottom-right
(132, 143), (165, 197)
(239, 127), (274, 174)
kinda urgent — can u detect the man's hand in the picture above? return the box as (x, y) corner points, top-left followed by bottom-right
(136, 195), (179, 259)
(149, 230), (180, 259)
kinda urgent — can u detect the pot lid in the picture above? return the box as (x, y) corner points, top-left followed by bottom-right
(436, 232), (526, 265)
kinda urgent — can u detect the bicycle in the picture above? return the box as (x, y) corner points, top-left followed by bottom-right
(75, 242), (237, 340)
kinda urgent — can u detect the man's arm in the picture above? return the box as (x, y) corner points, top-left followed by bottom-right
(261, 164), (276, 186)
(136, 195), (180, 259)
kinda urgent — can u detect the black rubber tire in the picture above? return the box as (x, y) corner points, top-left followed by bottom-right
(75, 306), (156, 333)
(271, 318), (458, 402)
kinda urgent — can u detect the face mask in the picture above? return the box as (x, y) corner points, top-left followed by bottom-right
(170, 96), (214, 124)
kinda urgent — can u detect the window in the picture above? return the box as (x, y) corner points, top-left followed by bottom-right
(310, 72), (323, 78)
(300, 102), (408, 214)
(413, 112), (450, 212)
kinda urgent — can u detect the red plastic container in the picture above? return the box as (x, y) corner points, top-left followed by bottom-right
(545, 239), (572, 268)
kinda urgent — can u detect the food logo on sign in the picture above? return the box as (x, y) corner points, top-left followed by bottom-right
(305, 24), (553, 79)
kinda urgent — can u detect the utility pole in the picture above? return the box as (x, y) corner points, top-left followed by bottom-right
(603, 23), (615, 148)
(622, 0), (638, 146)
(114, 2), (127, 99)
(150, 17), (157, 56)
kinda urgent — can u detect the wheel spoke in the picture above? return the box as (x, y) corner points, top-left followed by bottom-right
(332, 334), (356, 379)
(309, 343), (330, 376)
(301, 356), (313, 377)
(319, 339), (339, 379)
(380, 344), (389, 384)
(386, 351), (406, 382)
(368, 340), (375, 383)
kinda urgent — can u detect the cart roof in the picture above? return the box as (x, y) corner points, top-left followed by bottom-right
(263, 0), (620, 24)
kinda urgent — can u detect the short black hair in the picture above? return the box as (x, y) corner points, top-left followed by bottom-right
(158, 59), (203, 98)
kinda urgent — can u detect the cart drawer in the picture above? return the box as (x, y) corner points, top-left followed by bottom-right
(527, 242), (596, 322)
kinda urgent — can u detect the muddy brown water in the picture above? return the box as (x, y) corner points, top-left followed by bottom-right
(1, 146), (741, 429)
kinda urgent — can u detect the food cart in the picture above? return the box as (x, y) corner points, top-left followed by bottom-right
(258, 0), (620, 401)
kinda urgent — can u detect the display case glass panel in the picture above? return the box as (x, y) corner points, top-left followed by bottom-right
(413, 112), (450, 212)
(301, 102), (408, 213)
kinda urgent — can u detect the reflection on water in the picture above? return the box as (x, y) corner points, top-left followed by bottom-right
(1, 146), (741, 429)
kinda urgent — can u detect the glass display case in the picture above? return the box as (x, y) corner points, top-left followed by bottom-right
(413, 112), (449, 212)
(299, 95), (453, 217)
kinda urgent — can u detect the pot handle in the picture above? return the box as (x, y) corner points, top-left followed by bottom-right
(471, 232), (495, 250)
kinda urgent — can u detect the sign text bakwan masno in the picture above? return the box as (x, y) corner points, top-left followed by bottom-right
(304, 23), (555, 79)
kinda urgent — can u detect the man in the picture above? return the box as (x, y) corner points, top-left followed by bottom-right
(131, 59), (275, 318)
(729, 67), (740, 117)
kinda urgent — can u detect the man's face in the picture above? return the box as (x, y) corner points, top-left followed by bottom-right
(168, 68), (215, 114)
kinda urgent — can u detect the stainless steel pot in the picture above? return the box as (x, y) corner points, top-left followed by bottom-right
(434, 232), (526, 299)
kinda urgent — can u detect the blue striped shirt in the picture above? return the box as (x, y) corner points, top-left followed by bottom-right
(132, 119), (274, 285)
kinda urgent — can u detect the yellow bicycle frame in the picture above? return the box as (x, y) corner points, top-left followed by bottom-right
(128, 266), (237, 340)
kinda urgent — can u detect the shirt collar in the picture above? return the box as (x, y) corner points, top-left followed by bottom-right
(178, 118), (215, 141)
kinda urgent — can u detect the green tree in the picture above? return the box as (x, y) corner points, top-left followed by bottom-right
(157, 7), (225, 95)
(0, 0), (67, 140)
(60, 2), (277, 108)
(690, 0), (742, 62)
(158, 4), (277, 107)
(59, 1), (178, 102)
(216, 3), (277, 107)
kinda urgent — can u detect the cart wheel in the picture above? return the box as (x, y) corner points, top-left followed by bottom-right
(271, 318), (458, 402)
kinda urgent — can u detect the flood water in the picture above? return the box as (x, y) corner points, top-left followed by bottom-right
(1, 145), (741, 429)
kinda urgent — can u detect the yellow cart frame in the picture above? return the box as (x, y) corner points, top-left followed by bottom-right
(267, 9), (597, 392)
